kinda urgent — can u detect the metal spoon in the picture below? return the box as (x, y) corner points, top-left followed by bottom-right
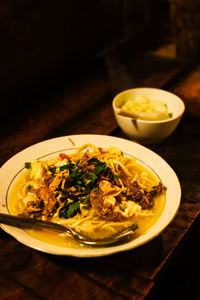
(0, 213), (138, 247)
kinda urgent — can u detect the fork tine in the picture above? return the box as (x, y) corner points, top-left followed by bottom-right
(75, 222), (138, 247)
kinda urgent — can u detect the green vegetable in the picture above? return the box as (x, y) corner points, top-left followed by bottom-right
(94, 163), (106, 176)
(112, 173), (120, 181)
(49, 167), (56, 175)
(81, 195), (90, 204)
(85, 173), (97, 182)
(26, 184), (32, 191)
(57, 157), (120, 220)
(76, 159), (80, 166)
(59, 160), (76, 172)
(25, 162), (31, 169)
(59, 201), (80, 219)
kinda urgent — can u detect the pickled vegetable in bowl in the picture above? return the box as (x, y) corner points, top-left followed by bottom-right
(112, 87), (185, 144)
(120, 95), (173, 121)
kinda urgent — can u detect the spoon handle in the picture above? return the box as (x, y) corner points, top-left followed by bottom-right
(117, 109), (138, 119)
(0, 213), (67, 232)
(117, 108), (168, 121)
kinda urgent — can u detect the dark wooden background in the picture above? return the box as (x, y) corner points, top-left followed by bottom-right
(0, 0), (171, 111)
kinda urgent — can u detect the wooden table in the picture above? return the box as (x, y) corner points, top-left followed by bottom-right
(0, 44), (200, 300)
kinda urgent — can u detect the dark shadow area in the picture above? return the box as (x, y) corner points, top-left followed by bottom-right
(148, 215), (200, 300)
(0, 0), (171, 115)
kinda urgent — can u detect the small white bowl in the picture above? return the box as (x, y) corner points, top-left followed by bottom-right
(112, 87), (185, 145)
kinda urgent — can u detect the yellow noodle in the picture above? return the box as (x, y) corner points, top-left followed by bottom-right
(8, 143), (166, 246)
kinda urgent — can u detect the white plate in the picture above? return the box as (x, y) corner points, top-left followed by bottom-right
(0, 134), (181, 257)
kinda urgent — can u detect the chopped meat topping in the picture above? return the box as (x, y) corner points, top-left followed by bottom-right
(127, 181), (166, 209)
(24, 178), (58, 218)
(90, 188), (123, 221)
(90, 181), (124, 221)
(90, 180), (166, 220)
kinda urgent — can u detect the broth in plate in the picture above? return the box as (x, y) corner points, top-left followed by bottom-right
(8, 144), (166, 248)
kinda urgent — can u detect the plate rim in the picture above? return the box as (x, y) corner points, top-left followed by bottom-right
(0, 134), (181, 257)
